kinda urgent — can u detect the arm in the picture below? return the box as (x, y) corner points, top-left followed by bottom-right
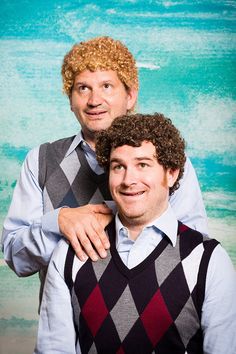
(34, 240), (79, 354)
(202, 245), (236, 354)
(2, 147), (112, 275)
(1, 147), (61, 276)
(169, 157), (208, 236)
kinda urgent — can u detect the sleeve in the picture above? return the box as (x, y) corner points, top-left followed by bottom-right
(169, 157), (208, 236)
(202, 245), (236, 354)
(34, 240), (79, 354)
(1, 147), (62, 276)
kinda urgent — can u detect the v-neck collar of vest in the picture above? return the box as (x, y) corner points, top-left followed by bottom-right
(106, 218), (170, 280)
(75, 144), (108, 182)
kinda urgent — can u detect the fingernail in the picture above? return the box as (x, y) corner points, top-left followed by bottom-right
(100, 250), (107, 258)
(104, 242), (110, 249)
(81, 254), (87, 261)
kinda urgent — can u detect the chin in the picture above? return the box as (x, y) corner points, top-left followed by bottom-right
(122, 211), (145, 223)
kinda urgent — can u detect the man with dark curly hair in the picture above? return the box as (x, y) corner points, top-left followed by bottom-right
(34, 114), (236, 354)
(2, 36), (207, 294)
(95, 113), (186, 196)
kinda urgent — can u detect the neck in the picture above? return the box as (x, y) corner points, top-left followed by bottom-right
(81, 131), (96, 150)
(118, 216), (148, 241)
(118, 203), (169, 241)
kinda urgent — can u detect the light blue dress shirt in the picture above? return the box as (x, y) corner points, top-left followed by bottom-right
(34, 205), (236, 354)
(1, 132), (208, 276)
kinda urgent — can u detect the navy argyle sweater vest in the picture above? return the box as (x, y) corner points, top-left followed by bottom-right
(64, 219), (219, 354)
(38, 135), (111, 212)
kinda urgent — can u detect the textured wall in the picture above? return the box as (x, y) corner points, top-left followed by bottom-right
(0, 1), (235, 353)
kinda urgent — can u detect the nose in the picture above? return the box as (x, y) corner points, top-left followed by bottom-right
(121, 167), (138, 187)
(87, 89), (102, 107)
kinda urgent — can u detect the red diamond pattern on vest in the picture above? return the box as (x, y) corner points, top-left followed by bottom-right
(140, 289), (173, 346)
(116, 347), (125, 354)
(64, 219), (219, 353)
(81, 284), (109, 337)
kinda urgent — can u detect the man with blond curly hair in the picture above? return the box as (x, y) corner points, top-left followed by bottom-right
(34, 114), (236, 354)
(2, 37), (207, 298)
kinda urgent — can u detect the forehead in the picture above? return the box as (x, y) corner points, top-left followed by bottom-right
(110, 141), (157, 161)
(74, 69), (123, 84)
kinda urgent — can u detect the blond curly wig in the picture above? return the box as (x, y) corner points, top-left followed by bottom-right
(61, 36), (139, 96)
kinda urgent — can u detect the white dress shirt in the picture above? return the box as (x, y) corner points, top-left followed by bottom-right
(34, 205), (236, 354)
(1, 132), (208, 276)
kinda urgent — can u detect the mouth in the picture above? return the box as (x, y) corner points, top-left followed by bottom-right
(120, 191), (145, 197)
(85, 110), (107, 117)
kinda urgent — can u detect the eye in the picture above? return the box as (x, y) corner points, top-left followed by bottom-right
(103, 83), (112, 89)
(78, 85), (89, 92)
(111, 164), (124, 171)
(139, 162), (148, 168)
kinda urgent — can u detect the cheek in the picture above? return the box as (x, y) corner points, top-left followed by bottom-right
(145, 174), (167, 191)
(109, 93), (128, 111)
(109, 175), (121, 195)
(109, 176), (116, 195)
(71, 95), (86, 109)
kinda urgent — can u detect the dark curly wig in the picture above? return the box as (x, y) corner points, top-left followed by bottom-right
(95, 113), (186, 195)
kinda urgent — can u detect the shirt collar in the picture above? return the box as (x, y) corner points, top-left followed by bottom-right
(65, 131), (94, 157)
(115, 203), (178, 247)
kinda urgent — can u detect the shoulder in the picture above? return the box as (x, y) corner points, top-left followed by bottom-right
(207, 244), (236, 284)
(24, 146), (40, 165)
(20, 146), (40, 179)
(182, 156), (198, 181)
(38, 135), (76, 188)
(24, 135), (75, 167)
(48, 135), (76, 152)
(178, 223), (219, 260)
(39, 135), (76, 155)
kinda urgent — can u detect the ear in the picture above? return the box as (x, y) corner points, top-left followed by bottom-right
(126, 88), (138, 111)
(166, 168), (180, 188)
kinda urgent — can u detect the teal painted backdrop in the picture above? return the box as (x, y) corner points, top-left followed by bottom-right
(0, 1), (235, 353)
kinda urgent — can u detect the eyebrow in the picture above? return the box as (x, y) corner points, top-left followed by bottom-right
(74, 81), (89, 86)
(110, 156), (156, 164)
(74, 79), (114, 86)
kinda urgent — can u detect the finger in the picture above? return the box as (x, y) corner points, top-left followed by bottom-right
(67, 233), (88, 262)
(99, 231), (110, 250)
(84, 229), (109, 258)
(77, 232), (101, 261)
(89, 218), (110, 251)
(90, 203), (113, 214)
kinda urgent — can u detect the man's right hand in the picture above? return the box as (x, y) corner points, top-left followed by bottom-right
(58, 204), (113, 262)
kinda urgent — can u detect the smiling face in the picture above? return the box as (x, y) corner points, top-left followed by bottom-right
(109, 141), (179, 234)
(70, 69), (137, 148)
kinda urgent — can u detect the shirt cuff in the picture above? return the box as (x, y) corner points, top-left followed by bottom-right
(42, 208), (62, 236)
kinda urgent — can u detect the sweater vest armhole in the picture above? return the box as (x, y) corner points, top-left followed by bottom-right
(64, 245), (75, 293)
(38, 142), (50, 190)
(196, 239), (219, 318)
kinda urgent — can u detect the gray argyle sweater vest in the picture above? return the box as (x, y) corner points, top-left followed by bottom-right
(38, 135), (111, 299)
(64, 220), (219, 354)
(38, 135), (111, 212)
